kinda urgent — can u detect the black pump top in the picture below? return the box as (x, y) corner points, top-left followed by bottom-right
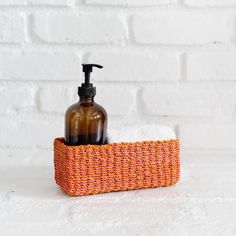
(78, 64), (103, 98)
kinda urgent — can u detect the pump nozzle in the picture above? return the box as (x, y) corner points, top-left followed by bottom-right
(82, 64), (103, 85)
(82, 64), (103, 73)
(78, 64), (103, 97)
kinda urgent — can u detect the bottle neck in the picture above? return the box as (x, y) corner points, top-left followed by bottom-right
(79, 96), (94, 106)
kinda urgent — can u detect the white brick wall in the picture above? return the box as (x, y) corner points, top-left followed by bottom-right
(0, 0), (236, 153)
(85, 0), (178, 6)
(142, 84), (236, 116)
(0, 51), (81, 80)
(187, 53), (236, 81)
(184, 0), (236, 7)
(132, 13), (233, 45)
(0, 14), (25, 43)
(0, 0), (68, 6)
(180, 124), (236, 149)
(32, 14), (126, 44)
(87, 51), (180, 81)
(0, 83), (36, 113)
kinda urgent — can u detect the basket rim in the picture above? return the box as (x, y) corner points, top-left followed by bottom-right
(54, 137), (179, 150)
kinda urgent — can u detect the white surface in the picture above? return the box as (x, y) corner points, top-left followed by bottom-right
(0, 150), (236, 236)
(108, 125), (176, 143)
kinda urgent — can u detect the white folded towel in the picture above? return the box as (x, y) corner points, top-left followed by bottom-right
(108, 125), (176, 143)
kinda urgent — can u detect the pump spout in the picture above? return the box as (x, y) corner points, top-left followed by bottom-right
(78, 64), (103, 98)
(82, 64), (103, 85)
(82, 64), (103, 73)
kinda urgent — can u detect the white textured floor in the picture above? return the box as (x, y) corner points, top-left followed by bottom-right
(0, 150), (236, 236)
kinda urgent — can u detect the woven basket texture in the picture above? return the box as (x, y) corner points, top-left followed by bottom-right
(54, 137), (180, 196)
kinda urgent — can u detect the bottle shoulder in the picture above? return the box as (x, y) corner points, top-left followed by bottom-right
(65, 101), (107, 118)
(93, 102), (107, 115)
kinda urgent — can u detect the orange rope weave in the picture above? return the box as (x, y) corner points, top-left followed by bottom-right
(54, 138), (180, 196)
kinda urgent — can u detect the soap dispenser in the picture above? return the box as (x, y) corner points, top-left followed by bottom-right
(65, 64), (107, 146)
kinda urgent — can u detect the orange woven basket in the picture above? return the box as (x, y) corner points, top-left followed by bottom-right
(54, 137), (180, 197)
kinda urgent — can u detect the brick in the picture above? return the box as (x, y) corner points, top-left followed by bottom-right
(32, 14), (126, 44)
(179, 125), (236, 149)
(0, 0), (67, 5)
(0, 84), (36, 113)
(132, 13), (232, 45)
(96, 85), (136, 115)
(0, 14), (25, 43)
(0, 119), (62, 148)
(187, 53), (236, 81)
(85, 0), (177, 6)
(141, 85), (235, 116)
(0, 51), (80, 80)
(184, 0), (236, 6)
(39, 85), (76, 113)
(87, 51), (180, 81)
(0, 0), (26, 5)
(28, 0), (68, 5)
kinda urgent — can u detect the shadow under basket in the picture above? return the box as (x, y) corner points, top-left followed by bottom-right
(54, 137), (180, 197)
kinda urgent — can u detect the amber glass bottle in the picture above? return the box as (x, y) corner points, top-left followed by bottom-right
(65, 64), (107, 146)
